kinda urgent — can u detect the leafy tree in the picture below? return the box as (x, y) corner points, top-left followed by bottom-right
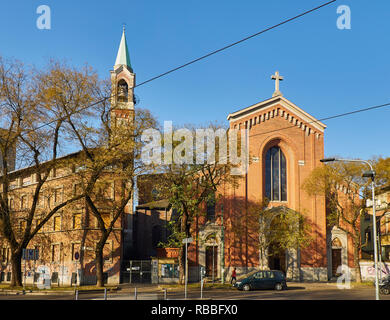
(302, 160), (369, 282)
(231, 199), (311, 271)
(156, 124), (242, 284)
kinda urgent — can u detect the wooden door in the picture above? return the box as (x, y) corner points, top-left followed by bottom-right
(205, 246), (218, 278)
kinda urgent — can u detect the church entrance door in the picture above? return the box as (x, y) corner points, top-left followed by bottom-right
(332, 249), (342, 277)
(205, 246), (218, 280)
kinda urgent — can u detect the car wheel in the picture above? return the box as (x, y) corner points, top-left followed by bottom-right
(242, 284), (251, 291)
(275, 283), (283, 291)
(380, 287), (390, 295)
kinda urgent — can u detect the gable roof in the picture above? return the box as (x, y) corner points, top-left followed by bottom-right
(227, 95), (326, 133)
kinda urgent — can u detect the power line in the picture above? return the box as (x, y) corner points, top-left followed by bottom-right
(248, 102), (390, 139)
(23, 0), (336, 135)
(136, 0), (336, 88)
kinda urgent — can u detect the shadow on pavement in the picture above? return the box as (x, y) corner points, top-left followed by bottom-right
(285, 286), (306, 291)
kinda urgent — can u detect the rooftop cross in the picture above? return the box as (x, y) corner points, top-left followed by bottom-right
(271, 71), (284, 97)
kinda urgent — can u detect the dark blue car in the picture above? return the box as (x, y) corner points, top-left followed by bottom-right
(233, 270), (287, 291)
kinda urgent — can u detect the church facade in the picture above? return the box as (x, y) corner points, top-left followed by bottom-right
(183, 72), (330, 282)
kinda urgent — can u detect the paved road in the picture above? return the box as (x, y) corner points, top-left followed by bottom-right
(0, 283), (388, 300)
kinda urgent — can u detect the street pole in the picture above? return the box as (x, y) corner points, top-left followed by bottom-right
(185, 242), (188, 299)
(371, 176), (380, 300)
(221, 204), (225, 284)
(212, 242), (215, 284)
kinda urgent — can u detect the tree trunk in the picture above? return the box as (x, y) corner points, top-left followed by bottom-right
(95, 247), (104, 287)
(11, 249), (23, 287)
(353, 239), (362, 283)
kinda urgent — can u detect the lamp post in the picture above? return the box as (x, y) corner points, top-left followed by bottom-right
(320, 158), (380, 300)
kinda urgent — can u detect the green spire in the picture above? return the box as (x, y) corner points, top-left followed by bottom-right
(115, 27), (132, 70)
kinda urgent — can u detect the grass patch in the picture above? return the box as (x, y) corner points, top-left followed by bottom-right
(351, 281), (375, 288)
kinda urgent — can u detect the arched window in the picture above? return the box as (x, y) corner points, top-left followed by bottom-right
(265, 146), (287, 201)
(117, 79), (128, 102)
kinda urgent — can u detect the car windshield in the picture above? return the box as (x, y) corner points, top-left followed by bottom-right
(237, 270), (257, 280)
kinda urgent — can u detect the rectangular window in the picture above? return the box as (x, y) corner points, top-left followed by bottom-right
(54, 188), (62, 204)
(1, 248), (9, 263)
(72, 214), (82, 229)
(20, 220), (26, 233)
(51, 244), (60, 262)
(34, 246), (40, 261)
(9, 198), (14, 210)
(71, 243), (80, 261)
(21, 195), (28, 209)
(53, 216), (61, 231)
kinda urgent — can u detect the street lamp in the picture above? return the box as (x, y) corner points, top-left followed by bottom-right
(320, 157), (380, 300)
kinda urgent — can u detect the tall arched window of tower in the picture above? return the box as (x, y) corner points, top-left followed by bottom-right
(265, 146), (287, 202)
(117, 79), (129, 102)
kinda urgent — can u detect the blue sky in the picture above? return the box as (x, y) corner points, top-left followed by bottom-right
(0, 0), (389, 160)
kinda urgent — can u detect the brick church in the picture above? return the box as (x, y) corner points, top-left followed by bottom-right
(199, 72), (328, 281)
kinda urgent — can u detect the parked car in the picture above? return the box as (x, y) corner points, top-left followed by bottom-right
(233, 270), (287, 291)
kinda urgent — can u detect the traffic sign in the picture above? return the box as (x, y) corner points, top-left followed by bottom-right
(74, 252), (80, 260)
(182, 237), (193, 244)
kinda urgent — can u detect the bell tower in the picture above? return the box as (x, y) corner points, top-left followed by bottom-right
(110, 27), (135, 127)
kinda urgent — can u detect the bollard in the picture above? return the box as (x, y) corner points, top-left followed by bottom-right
(75, 290), (79, 300)
(104, 288), (107, 300)
(134, 287), (137, 300)
(164, 288), (167, 300)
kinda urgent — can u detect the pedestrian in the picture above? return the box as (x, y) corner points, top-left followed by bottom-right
(230, 267), (237, 284)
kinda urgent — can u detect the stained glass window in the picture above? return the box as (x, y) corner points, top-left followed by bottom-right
(265, 147), (287, 201)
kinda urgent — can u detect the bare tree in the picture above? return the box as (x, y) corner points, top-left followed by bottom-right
(0, 57), (97, 286)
